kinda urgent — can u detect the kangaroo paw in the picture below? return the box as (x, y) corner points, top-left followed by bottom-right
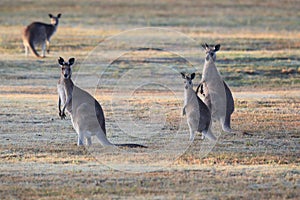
(59, 111), (66, 120)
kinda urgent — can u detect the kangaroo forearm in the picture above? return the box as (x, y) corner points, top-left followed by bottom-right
(62, 97), (71, 113)
(58, 97), (66, 119)
(58, 97), (62, 113)
(195, 83), (203, 94)
(62, 103), (67, 113)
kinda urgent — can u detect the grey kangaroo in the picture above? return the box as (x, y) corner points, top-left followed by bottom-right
(197, 44), (234, 133)
(181, 72), (216, 141)
(22, 13), (61, 58)
(57, 57), (146, 148)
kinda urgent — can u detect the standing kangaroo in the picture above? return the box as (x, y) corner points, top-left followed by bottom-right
(181, 72), (216, 141)
(57, 57), (146, 147)
(22, 13), (61, 58)
(197, 43), (234, 133)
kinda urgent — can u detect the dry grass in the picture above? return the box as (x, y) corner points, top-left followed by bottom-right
(1, 88), (299, 199)
(0, 0), (299, 199)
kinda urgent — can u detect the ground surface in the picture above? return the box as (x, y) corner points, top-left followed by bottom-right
(0, 0), (299, 199)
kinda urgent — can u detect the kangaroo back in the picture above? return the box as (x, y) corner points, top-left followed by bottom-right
(71, 86), (107, 135)
(23, 23), (44, 57)
(223, 81), (234, 130)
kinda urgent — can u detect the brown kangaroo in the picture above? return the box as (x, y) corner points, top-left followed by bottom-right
(22, 14), (61, 58)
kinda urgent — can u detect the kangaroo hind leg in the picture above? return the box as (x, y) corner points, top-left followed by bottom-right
(223, 112), (233, 133)
(46, 40), (50, 54)
(41, 42), (46, 57)
(221, 115), (232, 133)
(95, 129), (113, 146)
(202, 127), (217, 141)
(77, 131), (84, 146)
(86, 136), (92, 146)
(187, 119), (197, 141)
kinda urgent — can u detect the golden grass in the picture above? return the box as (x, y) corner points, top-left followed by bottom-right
(189, 30), (300, 40)
(0, 0), (299, 198)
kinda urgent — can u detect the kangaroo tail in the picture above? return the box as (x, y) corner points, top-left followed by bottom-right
(95, 127), (147, 148)
(115, 143), (147, 148)
(28, 41), (41, 58)
(203, 127), (217, 141)
(95, 130), (146, 148)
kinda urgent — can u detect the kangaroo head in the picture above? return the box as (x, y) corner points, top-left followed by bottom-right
(181, 72), (195, 89)
(58, 57), (75, 79)
(49, 13), (61, 26)
(201, 43), (220, 62)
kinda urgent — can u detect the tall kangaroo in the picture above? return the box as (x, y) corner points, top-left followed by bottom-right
(57, 57), (146, 148)
(181, 72), (216, 141)
(22, 13), (61, 58)
(197, 44), (234, 133)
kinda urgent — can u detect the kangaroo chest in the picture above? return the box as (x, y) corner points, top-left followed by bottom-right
(57, 80), (73, 114)
(57, 83), (66, 105)
(202, 62), (227, 118)
(184, 89), (199, 113)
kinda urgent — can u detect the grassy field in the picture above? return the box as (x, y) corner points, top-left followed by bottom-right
(0, 0), (299, 199)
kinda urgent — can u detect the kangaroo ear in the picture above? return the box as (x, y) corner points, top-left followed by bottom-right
(214, 44), (221, 52)
(57, 13), (61, 18)
(201, 44), (207, 50)
(49, 14), (53, 18)
(68, 58), (75, 66)
(58, 57), (64, 66)
(191, 73), (195, 80)
(180, 72), (186, 79)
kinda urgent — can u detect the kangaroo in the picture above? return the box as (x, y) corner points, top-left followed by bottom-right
(57, 57), (146, 148)
(197, 43), (234, 133)
(22, 13), (61, 58)
(181, 72), (216, 141)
